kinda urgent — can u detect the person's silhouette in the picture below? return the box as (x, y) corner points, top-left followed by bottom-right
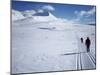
(85, 37), (91, 52)
(80, 38), (83, 43)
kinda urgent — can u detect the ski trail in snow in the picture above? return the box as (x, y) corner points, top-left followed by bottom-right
(75, 33), (82, 70)
(81, 53), (96, 69)
(76, 32), (96, 70)
(76, 53), (81, 70)
(87, 52), (96, 65)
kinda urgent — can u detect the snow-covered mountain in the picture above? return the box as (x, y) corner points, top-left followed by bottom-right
(22, 10), (36, 17)
(12, 9), (73, 23)
(12, 9), (75, 30)
(12, 9), (57, 22)
(12, 10), (25, 21)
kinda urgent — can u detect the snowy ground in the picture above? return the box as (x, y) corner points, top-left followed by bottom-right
(12, 13), (96, 74)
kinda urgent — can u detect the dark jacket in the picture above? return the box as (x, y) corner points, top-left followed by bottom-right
(85, 38), (91, 48)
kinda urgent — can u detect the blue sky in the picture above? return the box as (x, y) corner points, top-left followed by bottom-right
(12, 1), (96, 24)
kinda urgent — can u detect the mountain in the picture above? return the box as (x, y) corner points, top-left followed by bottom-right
(12, 9), (58, 22)
(12, 10), (25, 21)
(22, 10), (36, 17)
(32, 12), (57, 22)
(12, 9), (75, 30)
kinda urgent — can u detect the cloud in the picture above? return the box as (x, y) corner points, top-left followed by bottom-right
(37, 9), (44, 13)
(42, 5), (55, 12)
(75, 7), (95, 18)
(74, 7), (96, 23)
(36, 5), (55, 14)
(86, 7), (95, 15)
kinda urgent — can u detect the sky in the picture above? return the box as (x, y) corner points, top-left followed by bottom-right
(12, 1), (96, 25)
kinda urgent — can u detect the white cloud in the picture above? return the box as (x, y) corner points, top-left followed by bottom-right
(75, 7), (95, 17)
(37, 9), (44, 13)
(79, 10), (86, 16)
(42, 5), (55, 12)
(74, 7), (96, 23)
(87, 7), (95, 15)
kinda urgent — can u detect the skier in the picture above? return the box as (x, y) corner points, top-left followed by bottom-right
(79, 37), (85, 53)
(80, 38), (83, 43)
(85, 37), (91, 52)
